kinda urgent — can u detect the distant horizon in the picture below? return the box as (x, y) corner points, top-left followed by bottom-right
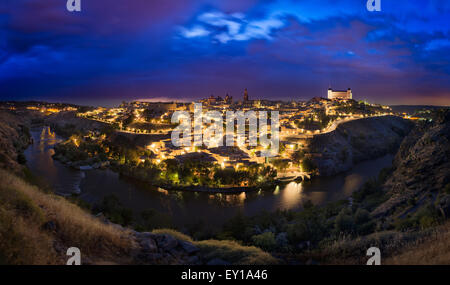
(3, 95), (450, 109)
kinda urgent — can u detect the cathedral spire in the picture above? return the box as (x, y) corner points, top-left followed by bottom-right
(243, 88), (249, 101)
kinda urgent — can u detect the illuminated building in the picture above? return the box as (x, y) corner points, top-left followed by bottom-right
(327, 88), (352, 100)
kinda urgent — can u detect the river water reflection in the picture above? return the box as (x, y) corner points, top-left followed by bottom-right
(25, 127), (394, 228)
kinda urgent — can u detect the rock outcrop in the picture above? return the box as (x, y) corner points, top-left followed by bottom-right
(132, 231), (201, 265)
(0, 110), (32, 173)
(308, 116), (414, 176)
(373, 110), (450, 217)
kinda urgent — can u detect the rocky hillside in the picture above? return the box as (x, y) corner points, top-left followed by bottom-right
(309, 116), (414, 176)
(44, 111), (109, 137)
(373, 110), (450, 218)
(0, 110), (33, 173)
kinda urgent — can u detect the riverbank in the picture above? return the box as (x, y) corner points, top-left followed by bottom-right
(51, 151), (284, 194)
(124, 175), (290, 194)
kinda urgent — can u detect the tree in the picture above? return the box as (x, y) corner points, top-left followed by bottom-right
(97, 195), (133, 226)
(223, 211), (248, 241)
(301, 158), (317, 173)
(286, 207), (328, 244)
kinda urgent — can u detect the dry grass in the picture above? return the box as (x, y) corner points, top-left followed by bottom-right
(153, 228), (278, 265)
(0, 208), (57, 264)
(295, 223), (450, 265)
(293, 230), (431, 265)
(0, 170), (133, 264)
(385, 222), (450, 265)
(152, 228), (193, 242)
(196, 239), (279, 265)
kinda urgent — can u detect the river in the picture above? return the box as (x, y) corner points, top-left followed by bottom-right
(24, 127), (394, 228)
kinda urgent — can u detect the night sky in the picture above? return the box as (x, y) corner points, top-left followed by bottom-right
(1, 0), (449, 106)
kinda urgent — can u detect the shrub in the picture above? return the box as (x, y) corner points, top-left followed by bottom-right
(394, 217), (416, 231)
(139, 209), (173, 231)
(416, 204), (440, 229)
(356, 221), (376, 235)
(354, 208), (370, 225)
(222, 211), (249, 241)
(287, 208), (329, 245)
(96, 195), (133, 226)
(251, 232), (277, 251)
(334, 208), (354, 234)
(419, 215), (438, 229)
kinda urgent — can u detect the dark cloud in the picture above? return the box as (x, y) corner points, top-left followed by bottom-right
(0, 0), (449, 105)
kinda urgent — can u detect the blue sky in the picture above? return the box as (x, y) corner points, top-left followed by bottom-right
(0, 0), (449, 106)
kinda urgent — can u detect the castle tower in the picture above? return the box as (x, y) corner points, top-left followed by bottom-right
(347, 88), (352, 99)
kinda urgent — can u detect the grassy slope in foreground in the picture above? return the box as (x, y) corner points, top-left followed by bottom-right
(0, 169), (132, 264)
(0, 169), (276, 265)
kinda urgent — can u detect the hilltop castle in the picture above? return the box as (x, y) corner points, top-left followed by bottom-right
(327, 88), (352, 100)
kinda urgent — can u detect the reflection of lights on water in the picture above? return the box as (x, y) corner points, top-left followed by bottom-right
(239, 192), (246, 203)
(342, 174), (363, 196)
(208, 192), (246, 205)
(224, 192), (246, 204)
(157, 188), (169, 195)
(273, 185), (280, 195)
(281, 182), (303, 210)
(173, 191), (184, 201)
